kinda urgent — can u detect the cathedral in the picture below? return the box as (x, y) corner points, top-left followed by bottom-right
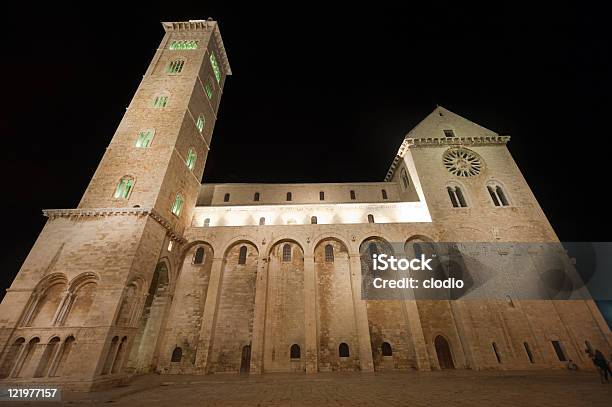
(0, 20), (609, 391)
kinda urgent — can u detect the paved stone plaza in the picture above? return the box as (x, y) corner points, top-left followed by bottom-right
(34, 370), (606, 406)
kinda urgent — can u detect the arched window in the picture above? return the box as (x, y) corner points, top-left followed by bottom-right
(487, 183), (510, 207)
(34, 337), (60, 377)
(210, 53), (222, 83)
(311, 216), (317, 224)
(171, 194), (184, 216)
(14, 337), (40, 377)
(325, 244), (334, 262)
(350, 190), (356, 200)
(186, 147), (197, 170)
(114, 176), (134, 199)
(101, 337), (118, 375)
(171, 347), (182, 362)
(319, 191), (325, 201)
(224, 193), (230, 202)
(339, 343), (350, 357)
(286, 192), (292, 201)
(381, 342), (392, 356)
(135, 129), (154, 148)
(496, 186), (509, 206)
(455, 186), (467, 207)
(153, 95), (168, 108)
(111, 337), (128, 374)
(290, 344), (301, 359)
(203, 218), (210, 227)
(169, 40), (198, 50)
(193, 247), (205, 264)
(400, 168), (409, 189)
(196, 114), (205, 132)
(492, 342), (502, 363)
(167, 59), (185, 74)
(254, 192), (260, 201)
(367, 214), (375, 224)
(434, 335), (455, 369)
(238, 246), (247, 265)
(381, 189), (388, 200)
(447, 186), (459, 207)
(282, 244), (291, 262)
(204, 78), (214, 99)
(259, 217), (265, 225)
(49, 335), (74, 377)
(524, 342), (535, 363)
(0, 337), (25, 379)
(551, 340), (567, 361)
(447, 185), (467, 208)
(62, 278), (98, 327)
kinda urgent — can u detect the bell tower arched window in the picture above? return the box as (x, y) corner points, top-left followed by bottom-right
(153, 94), (169, 108)
(196, 114), (205, 132)
(167, 59), (185, 74)
(114, 176), (134, 199)
(171, 194), (184, 216)
(135, 130), (154, 148)
(186, 148), (197, 170)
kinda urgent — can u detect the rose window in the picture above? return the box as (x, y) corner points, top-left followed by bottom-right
(442, 148), (483, 177)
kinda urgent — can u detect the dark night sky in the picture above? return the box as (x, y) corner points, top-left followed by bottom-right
(0, 3), (610, 311)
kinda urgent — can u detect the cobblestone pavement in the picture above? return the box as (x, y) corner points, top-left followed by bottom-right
(25, 370), (612, 406)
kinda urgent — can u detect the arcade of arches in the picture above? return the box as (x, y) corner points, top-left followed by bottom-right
(1, 233), (610, 383)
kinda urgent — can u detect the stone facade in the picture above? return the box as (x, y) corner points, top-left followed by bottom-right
(0, 19), (610, 392)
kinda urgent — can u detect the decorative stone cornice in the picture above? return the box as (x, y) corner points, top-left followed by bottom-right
(42, 207), (186, 244)
(162, 20), (232, 76)
(384, 135), (511, 181)
(410, 135), (510, 147)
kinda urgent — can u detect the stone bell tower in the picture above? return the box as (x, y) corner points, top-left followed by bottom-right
(0, 20), (231, 390)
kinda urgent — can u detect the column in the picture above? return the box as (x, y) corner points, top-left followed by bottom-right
(194, 257), (225, 373)
(348, 253), (374, 372)
(449, 300), (478, 369)
(303, 255), (318, 373)
(8, 342), (29, 378)
(20, 292), (39, 326)
(51, 290), (72, 326)
(46, 340), (64, 377)
(401, 300), (431, 370)
(250, 255), (268, 374)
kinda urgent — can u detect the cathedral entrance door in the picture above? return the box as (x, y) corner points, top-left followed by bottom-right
(240, 345), (251, 374)
(434, 335), (455, 369)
